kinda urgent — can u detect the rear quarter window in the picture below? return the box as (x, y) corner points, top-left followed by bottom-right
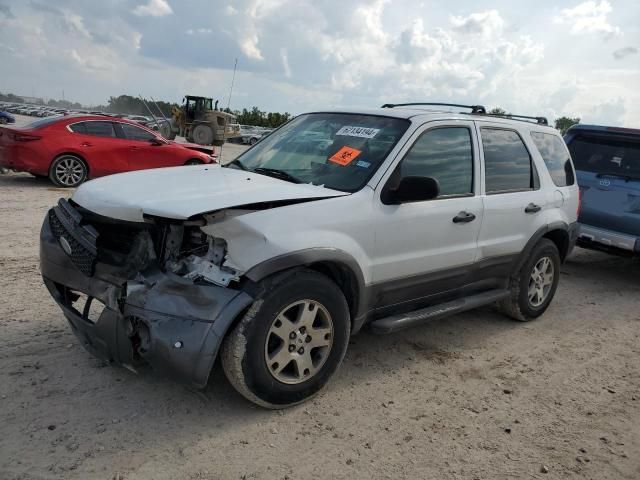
(530, 131), (575, 187)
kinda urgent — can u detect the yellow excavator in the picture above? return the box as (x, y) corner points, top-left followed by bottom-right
(159, 96), (239, 146)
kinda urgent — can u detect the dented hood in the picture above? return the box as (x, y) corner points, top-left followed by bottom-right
(72, 165), (349, 222)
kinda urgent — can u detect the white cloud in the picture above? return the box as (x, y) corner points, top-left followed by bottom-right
(554, 1), (621, 39)
(451, 9), (504, 37)
(70, 49), (116, 72)
(133, 0), (173, 17)
(62, 12), (91, 39)
(186, 28), (213, 35)
(239, 33), (263, 60)
(280, 48), (291, 78)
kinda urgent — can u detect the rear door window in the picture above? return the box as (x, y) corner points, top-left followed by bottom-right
(530, 132), (575, 186)
(68, 122), (87, 134)
(568, 135), (640, 180)
(481, 128), (534, 193)
(73, 121), (116, 138)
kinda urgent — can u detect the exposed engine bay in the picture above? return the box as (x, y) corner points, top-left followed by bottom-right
(70, 200), (244, 288)
(162, 225), (241, 287)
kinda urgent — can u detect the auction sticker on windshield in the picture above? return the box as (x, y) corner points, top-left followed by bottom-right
(329, 146), (362, 166)
(336, 126), (380, 139)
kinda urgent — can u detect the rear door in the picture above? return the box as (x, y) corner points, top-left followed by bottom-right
(476, 124), (548, 261)
(567, 132), (640, 236)
(67, 121), (129, 177)
(116, 122), (181, 171)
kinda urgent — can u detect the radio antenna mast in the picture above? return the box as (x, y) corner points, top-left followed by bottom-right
(219, 58), (238, 164)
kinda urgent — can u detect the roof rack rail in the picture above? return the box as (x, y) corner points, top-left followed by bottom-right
(487, 113), (549, 126)
(381, 102), (487, 114)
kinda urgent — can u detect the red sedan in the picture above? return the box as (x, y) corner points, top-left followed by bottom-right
(0, 115), (216, 187)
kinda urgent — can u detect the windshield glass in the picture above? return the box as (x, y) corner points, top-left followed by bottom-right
(229, 113), (410, 192)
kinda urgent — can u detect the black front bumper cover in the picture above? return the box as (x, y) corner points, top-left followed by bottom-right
(40, 200), (253, 388)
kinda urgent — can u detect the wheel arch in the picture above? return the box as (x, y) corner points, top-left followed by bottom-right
(244, 249), (368, 333)
(543, 228), (570, 262)
(512, 222), (575, 276)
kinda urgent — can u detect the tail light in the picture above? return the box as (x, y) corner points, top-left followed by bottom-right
(10, 132), (41, 142)
(577, 188), (582, 218)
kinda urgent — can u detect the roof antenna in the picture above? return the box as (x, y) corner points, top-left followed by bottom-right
(219, 58), (238, 164)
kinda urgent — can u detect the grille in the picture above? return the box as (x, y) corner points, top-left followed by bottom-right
(49, 209), (97, 276)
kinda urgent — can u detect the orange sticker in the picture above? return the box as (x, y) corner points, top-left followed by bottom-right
(329, 146), (362, 166)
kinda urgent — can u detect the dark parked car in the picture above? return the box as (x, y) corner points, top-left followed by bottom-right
(0, 111), (16, 124)
(565, 124), (640, 256)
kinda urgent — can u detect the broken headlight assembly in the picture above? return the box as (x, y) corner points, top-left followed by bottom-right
(164, 225), (240, 287)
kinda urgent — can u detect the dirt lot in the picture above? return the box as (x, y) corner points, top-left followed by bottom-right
(1, 140), (639, 479)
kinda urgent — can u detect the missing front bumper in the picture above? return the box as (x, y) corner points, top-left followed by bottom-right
(40, 210), (253, 388)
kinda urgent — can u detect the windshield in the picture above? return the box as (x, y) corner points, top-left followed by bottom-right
(569, 134), (640, 179)
(229, 113), (410, 192)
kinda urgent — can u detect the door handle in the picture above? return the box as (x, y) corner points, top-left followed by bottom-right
(525, 203), (542, 213)
(80, 142), (92, 147)
(452, 211), (476, 223)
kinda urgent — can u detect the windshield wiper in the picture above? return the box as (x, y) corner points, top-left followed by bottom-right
(225, 159), (248, 170)
(252, 167), (303, 184)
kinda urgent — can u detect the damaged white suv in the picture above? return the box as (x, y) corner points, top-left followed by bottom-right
(40, 103), (579, 408)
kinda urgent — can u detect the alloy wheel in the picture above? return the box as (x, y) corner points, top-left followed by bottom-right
(528, 256), (554, 307)
(264, 299), (334, 385)
(54, 156), (85, 186)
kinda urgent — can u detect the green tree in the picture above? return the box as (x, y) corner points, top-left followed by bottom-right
(232, 107), (291, 128)
(488, 107), (507, 115)
(554, 116), (580, 135)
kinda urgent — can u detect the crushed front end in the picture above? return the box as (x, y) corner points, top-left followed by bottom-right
(40, 198), (254, 387)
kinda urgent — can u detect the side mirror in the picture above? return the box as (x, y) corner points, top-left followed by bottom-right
(149, 137), (164, 146)
(385, 176), (440, 204)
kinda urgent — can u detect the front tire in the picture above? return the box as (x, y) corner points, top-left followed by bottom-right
(185, 159), (203, 166)
(49, 155), (88, 188)
(221, 270), (351, 408)
(499, 239), (561, 321)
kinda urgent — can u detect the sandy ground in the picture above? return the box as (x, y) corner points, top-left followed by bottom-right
(1, 116), (640, 480)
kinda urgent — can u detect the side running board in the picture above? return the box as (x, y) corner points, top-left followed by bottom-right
(370, 289), (510, 334)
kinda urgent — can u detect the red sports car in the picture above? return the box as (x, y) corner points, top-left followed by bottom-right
(0, 115), (216, 187)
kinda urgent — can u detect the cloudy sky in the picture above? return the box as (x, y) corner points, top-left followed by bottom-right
(0, 0), (638, 125)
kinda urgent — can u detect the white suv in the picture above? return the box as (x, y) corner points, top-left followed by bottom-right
(40, 103), (579, 408)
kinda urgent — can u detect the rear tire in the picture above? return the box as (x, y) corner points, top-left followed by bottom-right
(192, 124), (214, 145)
(49, 155), (88, 188)
(499, 239), (561, 321)
(221, 269), (351, 409)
